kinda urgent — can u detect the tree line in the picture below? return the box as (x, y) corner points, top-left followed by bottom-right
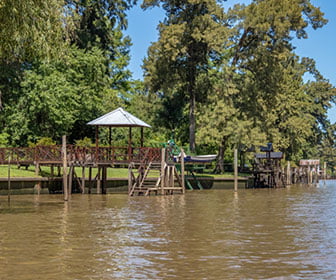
(0, 0), (335, 172)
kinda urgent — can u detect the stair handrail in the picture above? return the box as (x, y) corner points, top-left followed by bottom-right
(138, 161), (153, 189)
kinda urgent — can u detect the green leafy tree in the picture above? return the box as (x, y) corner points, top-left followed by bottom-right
(0, 0), (72, 117)
(4, 47), (117, 145)
(197, 68), (267, 172)
(1, 0), (135, 146)
(142, 0), (229, 152)
(0, 132), (9, 147)
(229, 0), (330, 161)
(197, 0), (333, 171)
(318, 124), (336, 174)
(69, 0), (133, 89)
(0, 0), (69, 63)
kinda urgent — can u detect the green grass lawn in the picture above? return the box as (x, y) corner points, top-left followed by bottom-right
(0, 165), (129, 178)
(0, 164), (250, 179)
(0, 165), (43, 178)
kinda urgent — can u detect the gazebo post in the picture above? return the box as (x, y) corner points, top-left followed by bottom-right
(95, 126), (99, 161)
(109, 126), (112, 161)
(128, 127), (132, 161)
(109, 127), (112, 147)
(140, 127), (144, 148)
(95, 126), (99, 148)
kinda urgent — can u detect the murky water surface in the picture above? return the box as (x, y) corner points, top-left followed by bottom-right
(1, 181), (336, 279)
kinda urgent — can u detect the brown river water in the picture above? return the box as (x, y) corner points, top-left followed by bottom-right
(1, 181), (336, 280)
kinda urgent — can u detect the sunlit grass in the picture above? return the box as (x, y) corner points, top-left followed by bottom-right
(0, 165), (249, 179)
(0, 165), (129, 178)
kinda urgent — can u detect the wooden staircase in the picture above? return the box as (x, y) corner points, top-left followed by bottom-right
(128, 148), (185, 196)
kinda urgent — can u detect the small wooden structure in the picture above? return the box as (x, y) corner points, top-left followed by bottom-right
(0, 108), (186, 196)
(87, 107), (151, 159)
(252, 143), (285, 188)
(128, 148), (185, 196)
(298, 159), (320, 184)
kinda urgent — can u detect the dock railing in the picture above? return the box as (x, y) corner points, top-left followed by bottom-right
(0, 145), (162, 166)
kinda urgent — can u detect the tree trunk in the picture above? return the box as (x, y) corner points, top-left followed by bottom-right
(189, 92), (196, 153)
(214, 137), (227, 174)
(0, 90), (2, 111)
(187, 48), (197, 154)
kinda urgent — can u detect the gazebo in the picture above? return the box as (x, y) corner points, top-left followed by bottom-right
(87, 107), (151, 161)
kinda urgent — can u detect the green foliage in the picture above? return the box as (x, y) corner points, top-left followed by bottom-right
(28, 137), (56, 147)
(4, 47), (117, 145)
(69, 0), (133, 86)
(0, 133), (9, 147)
(0, 0), (133, 147)
(143, 0), (229, 151)
(0, 0), (69, 63)
(75, 137), (93, 147)
(226, 0), (331, 162)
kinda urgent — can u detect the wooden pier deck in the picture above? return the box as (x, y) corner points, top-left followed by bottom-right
(1, 145), (185, 197)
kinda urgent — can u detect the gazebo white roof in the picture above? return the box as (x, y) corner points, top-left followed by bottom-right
(87, 107), (151, 128)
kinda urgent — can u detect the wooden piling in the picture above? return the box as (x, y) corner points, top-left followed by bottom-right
(50, 165), (54, 178)
(166, 165), (170, 193)
(88, 167), (92, 194)
(8, 155), (11, 203)
(102, 166), (107, 194)
(35, 182), (41, 195)
(234, 149), (238, 192)
(161, 148), (165, 195)
(324, 162), (327, 180)
(171, 165), (174, 189)
(68, 165), (74, 195)
(62, 135), (68, 201)
(128, 164), (132, 194)
(35, 162), (39, 176)
(308, 167), (312, 184)
(97, 166), (101, 194)
(81, 166), (85, 194)
(286, 161), (291, 186)
(181, 148), (185, 194)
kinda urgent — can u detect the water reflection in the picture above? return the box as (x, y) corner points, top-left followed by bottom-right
(0, 183), (336, 279)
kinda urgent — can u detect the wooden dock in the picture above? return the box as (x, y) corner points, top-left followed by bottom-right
(0, 144), (185, 197)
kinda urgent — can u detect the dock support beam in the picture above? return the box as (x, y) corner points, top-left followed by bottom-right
(8, 155), (11, 203)
(68, 165), (74, 195)
(286, 161), (291, 186)
(97, 167), (101, 194)
(35, 162), (39, 176)
(88, 167), (92, 194)
(102, 166), (107, 194)
(81, 166), (85, 194)
(62, 135), (68, 201)
(234, 149), (238, 192)
(181, 148), (185, 194)
(161, 148), (165, 195)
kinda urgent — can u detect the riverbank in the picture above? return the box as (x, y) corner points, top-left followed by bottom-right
(0, 177), (250, 195)
(0, 165), (248, 179)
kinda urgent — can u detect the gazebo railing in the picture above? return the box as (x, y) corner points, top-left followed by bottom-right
(0, 146), (162, 165)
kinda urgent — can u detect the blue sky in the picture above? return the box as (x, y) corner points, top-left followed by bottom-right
(124, 0), (336, 123)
